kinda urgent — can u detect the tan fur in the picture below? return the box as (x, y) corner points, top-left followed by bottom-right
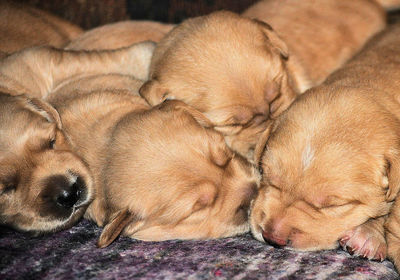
(140, 1), (386, 160)
(0, 44), (259, 245)
(66, 21), (175, 51)
(0, 93), (94, 233)
(250, 24), (400, 269)
(0, 1), (82, 55)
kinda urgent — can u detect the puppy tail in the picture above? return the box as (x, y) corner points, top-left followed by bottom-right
(374, 0), (400, 10)
(97, 209), (136, 248)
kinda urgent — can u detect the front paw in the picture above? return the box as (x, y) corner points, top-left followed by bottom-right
(340, 224), (387, 261)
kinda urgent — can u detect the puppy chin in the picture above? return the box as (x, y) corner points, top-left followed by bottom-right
(288, 239), (340, 252)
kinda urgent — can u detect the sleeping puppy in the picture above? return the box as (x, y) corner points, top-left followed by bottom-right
(0, 1), (82, 55)
(0, 44), (259, 247)
(66, 20), (175, 51)
(0, 93), (94, 233)
(139, 0), (386, 160)
(250, 24), (400, 267)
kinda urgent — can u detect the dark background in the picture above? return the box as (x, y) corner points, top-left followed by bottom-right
(7, 0), (400, 31)
(11, 0), (258, 29)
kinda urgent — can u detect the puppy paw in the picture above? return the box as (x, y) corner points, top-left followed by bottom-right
(340, 221), (387, 261)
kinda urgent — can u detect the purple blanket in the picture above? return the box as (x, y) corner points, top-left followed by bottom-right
(0, 219), (398, 279)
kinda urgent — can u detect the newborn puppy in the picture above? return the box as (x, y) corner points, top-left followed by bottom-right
(0, 93), (94, 233)
(250, 24), (400, 266)
(139, 0), (386, 160)
(0, 1), (82, 54)
(66, 20), (175, 51)
(0, 44), (259, 247)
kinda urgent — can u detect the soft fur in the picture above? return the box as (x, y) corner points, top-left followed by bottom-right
(66, 21), (175, 51)
(0, 43), (259, 247)
(139, 0), (386, 160)
(0, 1), (82, 55)
(0, 93), (94, 233)
(249, 24), (400, 269)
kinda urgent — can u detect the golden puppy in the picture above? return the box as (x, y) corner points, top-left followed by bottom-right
(0, 44), (259, 247)
(0, 1), (82, 54)
(66, 20), (175, 51)
(139, 0), (386, 160)
(0, 93), (94, 233)
(250, 24), (400, 267)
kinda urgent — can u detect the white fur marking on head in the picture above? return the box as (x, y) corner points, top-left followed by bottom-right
(302, 142), (314, 171)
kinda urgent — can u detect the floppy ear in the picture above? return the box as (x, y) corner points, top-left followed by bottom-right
(385, 152), (400, 202)
(253, 121), (273, 165)
(158, 100), (214, 128)
(97, 209), (140, 248)
(139, 79), (168, 106)
(24, 96), (63, 129)
(253, 19), (289, 59)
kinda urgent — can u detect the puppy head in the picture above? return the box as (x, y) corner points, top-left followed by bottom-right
(139, 11), (297, 160)
(250, 88), (399, 250)
(0, 93), (93, 233)
(97, 100), (260, 247)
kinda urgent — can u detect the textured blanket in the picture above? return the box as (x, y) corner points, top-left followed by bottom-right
(1, 219), (398, 279)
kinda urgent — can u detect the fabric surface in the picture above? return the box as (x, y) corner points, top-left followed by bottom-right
(1, 219), (398, 279)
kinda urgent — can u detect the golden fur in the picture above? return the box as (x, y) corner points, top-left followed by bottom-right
(0, 43), (259, 246)
(0, 1), (82, 55)
(66, 21), (175, 51)
(139, 0), (386, 160)
(250, 24), (400, 268)
(0, 93), (94, 233)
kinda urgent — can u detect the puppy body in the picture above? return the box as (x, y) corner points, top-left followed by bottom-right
(140, 1), (386, 160)
(242, 0), (386, 90)
(66, 20), (175, 51)
(0, 44), (259, 246)
(0, 1), (82, 54)
(250, 24), (400, 267)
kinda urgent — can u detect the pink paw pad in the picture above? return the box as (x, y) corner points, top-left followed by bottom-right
(340, 228), (387, 261)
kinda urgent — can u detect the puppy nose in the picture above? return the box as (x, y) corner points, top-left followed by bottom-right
(262, 230), (287, 248)
(56, 185), (79, 209)
(44, 175), (85, 209)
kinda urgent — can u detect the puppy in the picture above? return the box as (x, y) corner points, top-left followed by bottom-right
(0, 1), (82, 55)
(139, 0), (386, 160)
(0, 44), (259, 247)
(66, 20), (175, 51)
(250, 24), (400, 268)
(0, 93), (94, 233)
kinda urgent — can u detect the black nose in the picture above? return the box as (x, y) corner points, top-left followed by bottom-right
(56, 176), (85, 208)
(44, 175), (85, 209)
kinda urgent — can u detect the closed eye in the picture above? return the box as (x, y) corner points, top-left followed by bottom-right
(49, 138), (56, 149)
(1, 174), (19, 194)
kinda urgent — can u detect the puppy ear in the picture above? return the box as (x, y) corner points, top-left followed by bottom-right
(97, 209), (136, 248)
(269, 72), (298, 118)
(158, 100), (214, 128)
(139, 79), (168, 106)
(24, 97), (63, 129)
(253, 121), (273, 165)
(385, 153), (400, 202)
(253, 19), (289, 59)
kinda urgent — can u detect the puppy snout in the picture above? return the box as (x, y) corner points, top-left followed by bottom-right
(262, 230), (287, 248)
(45, 175), (86, 209)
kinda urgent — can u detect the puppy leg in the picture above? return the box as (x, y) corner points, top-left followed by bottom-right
(340, 217), (386, 261)
(386, 198), (400, 270)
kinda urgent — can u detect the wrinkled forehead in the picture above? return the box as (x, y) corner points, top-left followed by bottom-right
(262, 131), (385, 197)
